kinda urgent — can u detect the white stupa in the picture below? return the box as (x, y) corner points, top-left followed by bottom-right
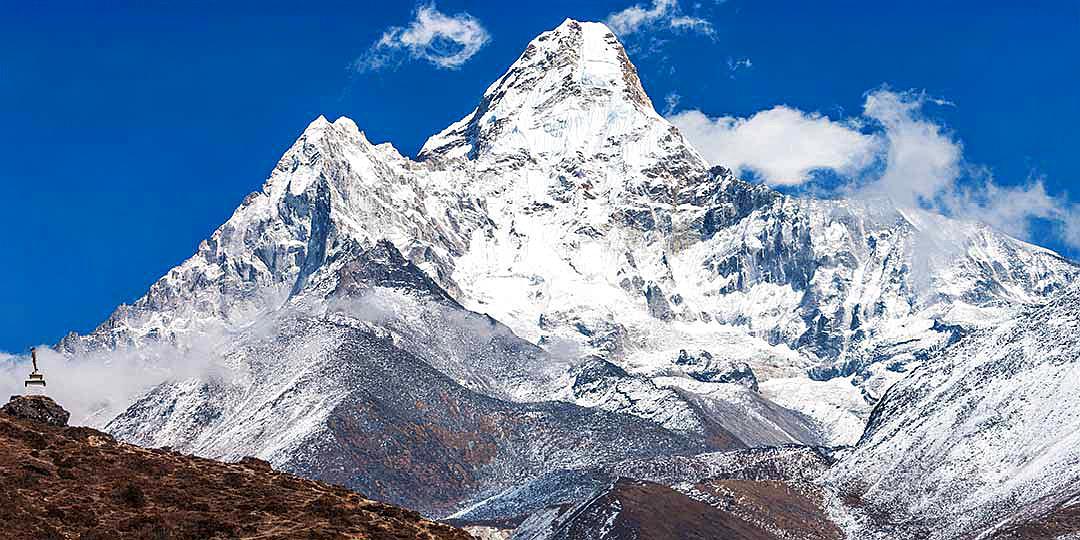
(24, 347), (46, 394)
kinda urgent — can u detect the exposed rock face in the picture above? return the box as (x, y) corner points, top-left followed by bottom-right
(450, 445), (838, 526)
(981, 490), (1080, 540)
(102, 246), (708, 517)
(513, 477), (841, 540)
(0, 400), (469, 540)
(463, 525), (513, 540)
(496, 446), (842, 539)
(2, 395), (70, 427)
(676, 349), (759, 391)
(568, 356), (748, 447)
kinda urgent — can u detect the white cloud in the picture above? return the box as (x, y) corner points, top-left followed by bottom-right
(1062, 209), (1080, 251)
(354, 3), (490, 72)
(669, 15), (715, 34)
(606, 0), (713, 36)
(0, 341), (239, 426)
(669, 88), (1080, 253)
(859, 89), (962, 207)
(1063, 206), (1080, 250)
(607, 0), (675, 34)
(669, 106), (878, 185)
(856, 90), (1077, 251)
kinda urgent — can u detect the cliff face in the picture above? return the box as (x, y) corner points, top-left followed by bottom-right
(0, 395), (469, 540)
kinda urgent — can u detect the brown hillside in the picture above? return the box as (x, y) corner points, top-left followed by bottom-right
(540, 477), (842, 540)
(0, 395), (470, 540)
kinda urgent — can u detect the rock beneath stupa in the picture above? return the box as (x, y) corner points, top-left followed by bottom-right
(1, 395), (70, 427)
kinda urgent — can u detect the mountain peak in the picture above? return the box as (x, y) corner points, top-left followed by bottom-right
(539, 18), (649, 104)
(300, 115), (331, 138)
(298, 115), (364, 142)
(554, 17), (585, 29)
(418, 18), (661, 163)
(550, 17), (611, 39)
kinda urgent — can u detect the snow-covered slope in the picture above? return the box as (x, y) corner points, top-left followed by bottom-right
(59, 115), (486, 353)
(826, 283), (1080, 539)
(58, 17), (1080, 523)
(103, 242), (706, 516)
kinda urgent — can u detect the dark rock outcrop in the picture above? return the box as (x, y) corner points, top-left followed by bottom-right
(983, 491), (1080, 539)
(2, 395), (70, 427)
(675, 349), (760, 391)
(644, 283), (674, 321)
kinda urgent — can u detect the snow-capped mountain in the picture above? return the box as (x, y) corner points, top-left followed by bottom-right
(58, 18), (1079, 530)
(825, 282), (1080, 539)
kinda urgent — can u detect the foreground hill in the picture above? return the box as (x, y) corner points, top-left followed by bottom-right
(0, 395), (468, 540)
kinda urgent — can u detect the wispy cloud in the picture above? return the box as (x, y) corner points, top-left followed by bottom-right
(855, 89), (1077, 248)
(663, 92), (682, 115)
(669, 14), (715, 34)
(353, 3), (491, 72)
(1063, 209), (1080, 250)
(606, 0), (713, 36)
(727, 57), (752, 77)
(942, 175), (1077, 246)
(859, 89), (960, 207)
(669, 88), (1080, 253)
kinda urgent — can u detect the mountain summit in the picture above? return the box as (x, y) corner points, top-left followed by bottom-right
(419, 19), (676, 165)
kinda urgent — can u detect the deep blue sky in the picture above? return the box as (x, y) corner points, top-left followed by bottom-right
(1, 1), (1077, 352)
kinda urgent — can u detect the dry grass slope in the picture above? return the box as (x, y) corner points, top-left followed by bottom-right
(0, 395), (471, 540)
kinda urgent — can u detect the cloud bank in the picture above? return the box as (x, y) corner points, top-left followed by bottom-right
(670, 106), (878, 185)
(1, 342), (239, 427)
(0, 316), (253, 427)
(354, 3), (491, 72)
(606, 0), (713, 36)
(670, 88), (1080, 252)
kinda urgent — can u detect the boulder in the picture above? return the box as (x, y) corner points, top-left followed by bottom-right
(2, 395), (70, 426)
